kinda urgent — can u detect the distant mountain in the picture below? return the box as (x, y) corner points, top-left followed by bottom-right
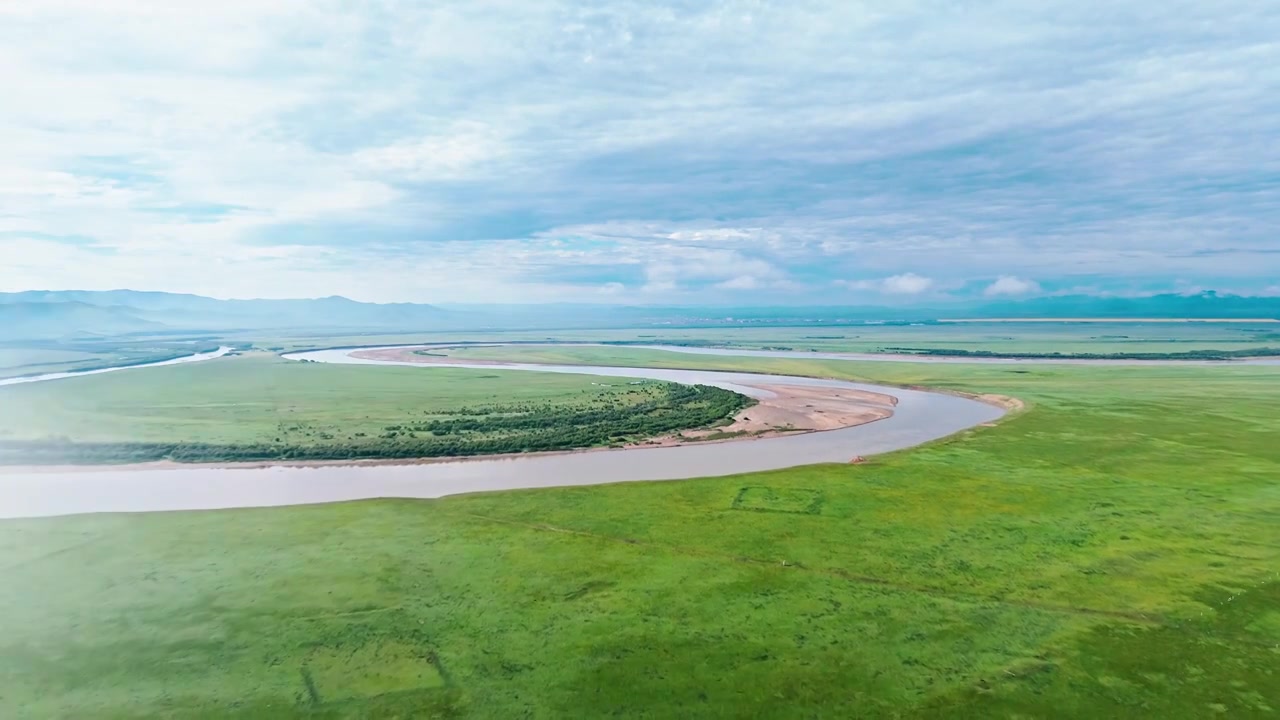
(971, 292), (1280, 320)
(0, 290), (456, 340)
(0, 301), (164, 340)
(2, 289), (1276, 341)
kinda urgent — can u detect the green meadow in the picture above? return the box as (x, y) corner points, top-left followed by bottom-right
(0, 353), (647, 445)
(0, 353), (750, 463)
(0, 342), (228, 381)
(237, 320), (1280, 356)
(1, 348), (1278, 717)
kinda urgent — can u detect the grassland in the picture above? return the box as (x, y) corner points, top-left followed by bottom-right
(0, 341), (227, 380)
(2, 347), (1278, 717)
(5, 320), (1276, 378)
(0, 353), (749, 464)
(236, 320), (1280, 358)
(586, 322), (1280, 357)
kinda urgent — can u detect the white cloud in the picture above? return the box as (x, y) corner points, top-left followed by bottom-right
(642, 247), (784, 292)
(716, 275), (760, 290)
(1, 1), (1278, 301)
(984, 275), (1041, 297)
(837, 273), (934, 295)
(881, 273), (934, 295)
(354, 122), (510, 181)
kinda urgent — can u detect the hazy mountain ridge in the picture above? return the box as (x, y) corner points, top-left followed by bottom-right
(0, 301), (166, 340)
(0, 290), (456, 340)
(973, 292), (1280, 319)
(1, 290), (1276, 341)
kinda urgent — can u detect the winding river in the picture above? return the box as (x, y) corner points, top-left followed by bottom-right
(1, 345), (1007, 519)
(0, 346), (234, 387)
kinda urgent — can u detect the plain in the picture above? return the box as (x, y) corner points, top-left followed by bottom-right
(2, 347), (1277, 717)
(0, 353), (750, 464)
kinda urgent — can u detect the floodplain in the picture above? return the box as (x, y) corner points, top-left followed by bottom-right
(2, 341), (1277, 717)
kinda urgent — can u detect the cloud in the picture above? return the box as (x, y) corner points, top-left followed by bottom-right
(2, 1), (1279, 302)
(837, 273), (934, 295)
(880, 273), (934, 295)
(639, 247), (785, 295)
(353, 122), (510, 181)
(984, 276), (1042, 297)
(716, 275), (760, 290)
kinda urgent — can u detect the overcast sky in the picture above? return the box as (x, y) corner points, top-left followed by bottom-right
(2, 1), (1278, 303)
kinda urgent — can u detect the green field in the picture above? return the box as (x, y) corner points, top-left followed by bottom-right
(2, 348), (1278, 717)
(0, 347), (100, 377)
(0, 341), (225, 380)
(5, 321), (1277, 378)
(0, 353), (749, 464)
(238, 321), (1280, 357)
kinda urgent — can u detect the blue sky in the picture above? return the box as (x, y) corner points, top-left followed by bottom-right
(1, 1), (1277, 304)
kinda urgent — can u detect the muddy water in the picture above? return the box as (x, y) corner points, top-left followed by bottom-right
(0, 347), (1004, 519)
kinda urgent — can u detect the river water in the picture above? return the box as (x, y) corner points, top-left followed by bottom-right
(0, 346), (1004, 518)
(0, 346), (234, 387)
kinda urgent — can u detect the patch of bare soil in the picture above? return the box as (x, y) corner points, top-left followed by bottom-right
(972, 393), (1025, 412)
(640, 383), (895, 446)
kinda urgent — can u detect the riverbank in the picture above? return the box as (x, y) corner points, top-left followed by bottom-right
(0, 354), (1002, 517)
(0, 345), (233, 386)
(353, 346), (899, 441)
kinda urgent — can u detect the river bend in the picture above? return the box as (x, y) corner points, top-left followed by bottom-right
(0, 345), (1004, 518)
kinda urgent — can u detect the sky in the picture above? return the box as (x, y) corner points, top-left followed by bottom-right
(2, 1), (1278, 305)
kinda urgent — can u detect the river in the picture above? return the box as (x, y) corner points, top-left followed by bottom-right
(0, 345), (1004, 518)
(0, 346), (234, 387)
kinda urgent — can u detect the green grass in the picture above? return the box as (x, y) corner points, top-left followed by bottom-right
(240, 321), (1280, 356)
(2, 349), (1279, 717)
(0, 347), (102, 378)
(0, 352), (673, 446)
(0, 347), (160, 380)
(0, 352), (749, 464)
(0, 342), (226, 380)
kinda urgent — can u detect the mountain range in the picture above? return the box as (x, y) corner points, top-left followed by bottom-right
(0, 290), (1277, 341)
(0, 290), (456, 340)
